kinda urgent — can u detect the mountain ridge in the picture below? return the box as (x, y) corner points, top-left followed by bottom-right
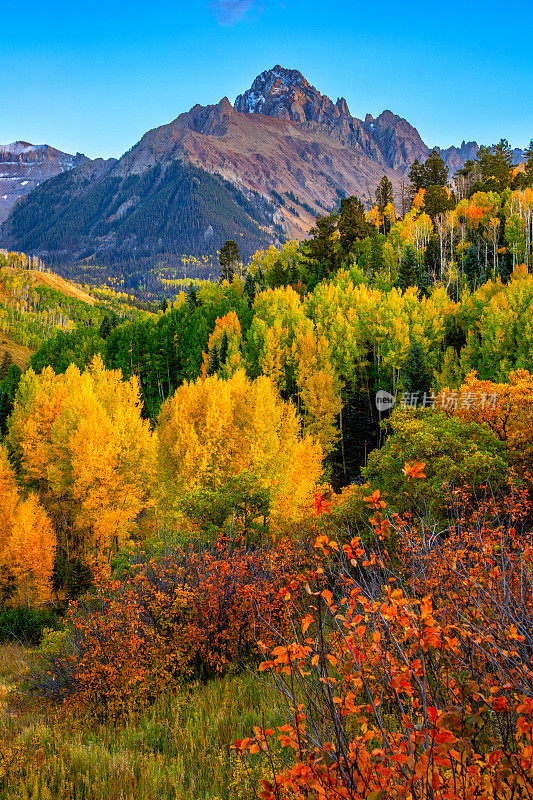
(0, 65), (513, 270)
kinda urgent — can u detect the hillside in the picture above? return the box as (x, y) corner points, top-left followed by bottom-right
(0, 66), (488, 272)
(0, 260), (144, 357)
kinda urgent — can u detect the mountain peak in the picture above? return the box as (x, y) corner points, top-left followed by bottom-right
(234, 65), (347, 124)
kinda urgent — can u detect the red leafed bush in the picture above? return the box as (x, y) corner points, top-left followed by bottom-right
(237, 471), (533, 799)
(31, 536), (300, 716)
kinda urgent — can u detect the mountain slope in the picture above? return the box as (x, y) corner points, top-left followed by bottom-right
(1, 149), (277, 268)
(0, 142), (87, 225)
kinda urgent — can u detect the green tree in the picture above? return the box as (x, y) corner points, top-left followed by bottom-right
(302, 213), (339, 288)
(522, 140), (533, 186)
(375, 176), (394, 211)
(424, 234), (440, 281)
(409, 150), (448, 199)
(396, 245), (418, 291)
(363, 408), (508, 519)
(0, 351), (13, 381)
(219, 331), (229, 365)
(475, 139), (513, 192)
(424, 184), (453, 219)
(463, 244), (482, 287)
(408, 159), (426, 195)
(99, 315), (112, 340)
(338, 197), (374, 257)
(244, 271), (256, 306)
(187, 286), (199, 309)
(422, 149), (449, 187)
(219, 240), (240, 282)
(403, 340), (432, 396)
(0, 364), (22, 437)
(370, 235), (385, 276)
(207, 345), (220, 376)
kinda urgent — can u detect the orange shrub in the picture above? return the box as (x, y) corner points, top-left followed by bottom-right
(33, 536), (300, 716)
(237, 471), (533, 799)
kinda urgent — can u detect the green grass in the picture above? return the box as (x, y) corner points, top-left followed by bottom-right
(0, 645), (287, 800)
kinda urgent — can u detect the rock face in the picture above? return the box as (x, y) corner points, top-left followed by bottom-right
(235, 65), (350, 124)
(1, 66), (488, 269)
(0, 142), (86, 224)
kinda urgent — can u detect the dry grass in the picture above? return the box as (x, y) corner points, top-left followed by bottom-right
(27, 271), (96, 306)
(0, 643), (27, 710)
(0, 335), (33, 369)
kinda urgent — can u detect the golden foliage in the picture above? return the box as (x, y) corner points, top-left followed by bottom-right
(0, 445), (55, 604)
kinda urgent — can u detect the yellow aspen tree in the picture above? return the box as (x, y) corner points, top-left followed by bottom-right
(292, 329), (341, 453)
(0, 445), (55, 605)
(156, 370), (323, 533)
(200, 310), (243, 379)
(7, 356), (155, 573)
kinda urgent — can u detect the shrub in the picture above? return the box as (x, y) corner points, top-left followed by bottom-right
(363, 407), (509, 519)
(238, 471), (533, 799)
(0, 607), (61, 646)
(30, 536), (299, 716)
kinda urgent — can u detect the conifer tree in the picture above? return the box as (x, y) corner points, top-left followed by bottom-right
(219, 331), (229, 365)
(99, 315), (112, 340)
(463, 244), (482, 287)
(0, 351), (13, 381)
(207, 345), (220, 376)
(244, 271), (256, 306)
(338, 196), (374, 256)
(403, 340), (432, 397)
(219, 240), (240, 282)
(375, 176), (394, 212)
(187, 285), (199, 309)
(397, 245), (418, 291)
(370, 235), (385, 276)
(423, 149), (449, 187)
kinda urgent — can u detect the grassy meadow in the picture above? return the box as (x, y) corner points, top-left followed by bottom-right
(0, 643), (284, 800)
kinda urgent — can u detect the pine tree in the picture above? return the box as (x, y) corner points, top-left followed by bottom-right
(187, 286), (198, 309)
(303, 213), (339, 286)
(375, 176), (394, 211)
(422, 149), (449, 187)
(476, 139), (514, 191)
(408, 159), (426, 195)
(0, 352), (13, 381)
(424, 235), (440, 281)
(244, 271), (256, 306)
(219, 240), (240, 282)
(397, 245), (418, 291)
(338, 196), (374, 256)
(523, 140), (533, 186)
(0, 364), (22, 437)
(99, 316), (112, 339)
(370, 235), (385, 276)
(219, 331), (229, 365)
(463, 244), (482, 287)
(207, 345), (220, 376)
(403, 340), (432, 397)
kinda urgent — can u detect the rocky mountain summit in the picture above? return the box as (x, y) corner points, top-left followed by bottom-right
(0, 142), (86, 224)
(235, 65), (351, 125)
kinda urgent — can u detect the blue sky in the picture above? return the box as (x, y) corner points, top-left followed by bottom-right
(2, 0), (532, 159)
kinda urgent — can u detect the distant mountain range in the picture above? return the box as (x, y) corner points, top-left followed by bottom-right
(0, 142), (86, 225)
(0, 66), (524, 269)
